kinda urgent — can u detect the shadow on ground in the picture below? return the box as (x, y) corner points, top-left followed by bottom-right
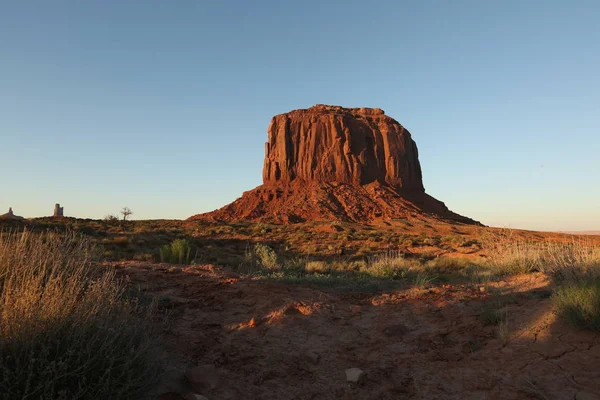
(115, 263), (600, 399)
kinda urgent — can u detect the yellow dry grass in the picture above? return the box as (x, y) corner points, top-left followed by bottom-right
(0, 230), (161, 400)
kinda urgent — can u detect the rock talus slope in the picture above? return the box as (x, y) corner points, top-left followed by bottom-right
(190, 105), (479, 224)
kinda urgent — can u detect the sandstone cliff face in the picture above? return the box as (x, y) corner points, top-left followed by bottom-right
(262, 105), (424, 191)
(189, 105), (479, 225)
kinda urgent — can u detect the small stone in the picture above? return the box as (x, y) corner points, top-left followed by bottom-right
(185, 364), (219, 394)
(479, 286), (487, 293)
(345, 368), (365, 384)
(305, 350), (321, 365)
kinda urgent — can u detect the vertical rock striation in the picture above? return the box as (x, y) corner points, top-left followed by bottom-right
(262, 105), (424, 191)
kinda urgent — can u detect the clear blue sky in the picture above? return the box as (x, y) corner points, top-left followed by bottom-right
(1, 1), (598, 231)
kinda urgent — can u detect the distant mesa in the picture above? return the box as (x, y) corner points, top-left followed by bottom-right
(189, 104), (480, 225)
(0, 207), (24, 220)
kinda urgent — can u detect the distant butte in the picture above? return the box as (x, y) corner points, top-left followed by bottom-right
(189, 105), (480, 225)
(0, 207), (24, 220)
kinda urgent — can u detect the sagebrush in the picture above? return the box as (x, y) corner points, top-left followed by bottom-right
(0, 230), (161, 400)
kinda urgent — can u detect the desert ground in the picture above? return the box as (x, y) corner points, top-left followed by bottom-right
(128, 264), (599, 400)
(2, 216), (600, 399)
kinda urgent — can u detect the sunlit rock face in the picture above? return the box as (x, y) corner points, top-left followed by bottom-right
(263, 105), (424, 192)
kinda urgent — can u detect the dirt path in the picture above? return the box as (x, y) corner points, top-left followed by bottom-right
(114, 263), (600, 400)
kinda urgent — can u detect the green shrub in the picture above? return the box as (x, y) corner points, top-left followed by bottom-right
(252, 243), (279, 271)
(0, 230), (161, 400)
(160, 238), (193, 264)
(240, 243), (280, 273)
(553, 277), (600, 331)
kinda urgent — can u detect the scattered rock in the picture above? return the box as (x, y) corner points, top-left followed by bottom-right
(304, 350), (321, 365)
(345, 368), (365, 384)
(185, 364), (220, 394)
(479, 286), (487, 293)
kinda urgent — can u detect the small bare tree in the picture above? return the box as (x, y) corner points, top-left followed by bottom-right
(120, 207), (133, 221)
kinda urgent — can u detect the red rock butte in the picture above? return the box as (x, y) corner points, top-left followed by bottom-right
(189, 105), (480, 225)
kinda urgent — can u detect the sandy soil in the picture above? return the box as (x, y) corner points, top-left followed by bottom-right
(114, 262), (600, 400)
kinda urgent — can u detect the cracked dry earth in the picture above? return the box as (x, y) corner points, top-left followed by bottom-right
(115, 263), (600, 400)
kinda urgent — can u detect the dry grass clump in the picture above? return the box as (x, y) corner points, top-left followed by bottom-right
(364, 251), (418, 279)
(425, 257), (489, 282)
(484, 232), (600, 277)
(413, 270), (437, 288)
(496, 309), (511, 346)
(484, 231), (600, 331)
(479, 305), (507, 326)
(251, 249), (441, 289)
(0, 230), (160, 400)
(305, 260), (330, 274)
(553, 278), (600, 331)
